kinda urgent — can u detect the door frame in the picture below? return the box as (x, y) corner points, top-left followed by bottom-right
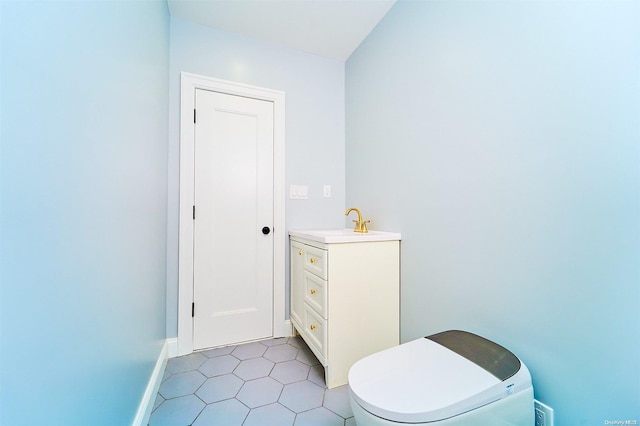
(178, 72), (286, 356)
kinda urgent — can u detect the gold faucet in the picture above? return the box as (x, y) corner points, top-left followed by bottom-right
(345, 207), (370, 233)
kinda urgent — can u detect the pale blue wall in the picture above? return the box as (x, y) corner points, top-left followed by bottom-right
(166, 17), (346, 336)
(0, 1), (169, 424)
(346, 1), (639, 424)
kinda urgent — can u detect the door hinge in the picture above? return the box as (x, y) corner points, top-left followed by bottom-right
(194, 109), (196, 123)
(192, 302), (195, 318)
(193, 205), (195, 220)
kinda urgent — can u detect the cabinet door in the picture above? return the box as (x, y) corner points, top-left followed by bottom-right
(290, 241), (306, 328)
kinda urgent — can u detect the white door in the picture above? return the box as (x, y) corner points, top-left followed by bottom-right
(193, 88), (274, 350)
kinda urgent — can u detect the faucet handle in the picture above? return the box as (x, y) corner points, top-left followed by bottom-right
(352, 219), (360, 231)
(361, 220), (371, 233)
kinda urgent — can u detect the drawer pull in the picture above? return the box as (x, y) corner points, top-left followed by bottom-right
(298, 250), (303, 255)
(310, 324), (317, 331)
(310, 289), (316, 295)
(310, 258), (317, 264)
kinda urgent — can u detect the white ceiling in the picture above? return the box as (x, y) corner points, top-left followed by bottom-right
(167, 0), (397, 61)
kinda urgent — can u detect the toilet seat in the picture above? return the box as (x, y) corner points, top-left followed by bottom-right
(348, 332), (532, 423)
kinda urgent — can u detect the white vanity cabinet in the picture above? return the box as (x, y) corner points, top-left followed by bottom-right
(289, 230), (400, 388)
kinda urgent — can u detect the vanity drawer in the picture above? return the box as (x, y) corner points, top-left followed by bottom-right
(303, 271), (327, 318)
(303, 304), (327, 358)
(303, 244), (327, 279)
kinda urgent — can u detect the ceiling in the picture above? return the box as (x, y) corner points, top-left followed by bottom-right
(167, 0), (397, 61)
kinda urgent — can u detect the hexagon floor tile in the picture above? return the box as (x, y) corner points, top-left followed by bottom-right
(149, 394), (204, 426)
(196, 374), (244, 403)
(279, 380), (325, 413)
(264, 343), (299, 363)
(149, 336), (355, 425)
(324, 384), (354, 418)
(158, 371), (206, 399)
(198, 354), (240, 377)
(295, 407), (345, 426)
(270, 359), (310, 384)
(192, 399), (249, 426)
(243, 403), (295, 426)
(234, 357), (275, 381)
(231, 341), (267, 360)
(236, 376), (284, 408)
(165, 352), (207, 374)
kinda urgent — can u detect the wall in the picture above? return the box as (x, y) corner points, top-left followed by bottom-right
(166, 17), (346, 337)
(0, 1), (169, 424)
(346, 1), (639, 424)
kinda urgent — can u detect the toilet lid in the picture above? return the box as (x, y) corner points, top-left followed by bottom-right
(348, 334), (531, 423)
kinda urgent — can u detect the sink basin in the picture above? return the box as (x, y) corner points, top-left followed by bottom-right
(289, 229), (401, 244)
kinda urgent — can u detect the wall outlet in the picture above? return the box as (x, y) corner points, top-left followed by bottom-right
(323, 185), (331, 198)
(534, 400), (554, 426)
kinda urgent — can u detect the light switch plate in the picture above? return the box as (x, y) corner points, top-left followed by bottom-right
(289, 185), (308, 199)
(323, 185), (331, 198)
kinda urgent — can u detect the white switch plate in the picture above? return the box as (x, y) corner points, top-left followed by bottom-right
(289, 185), (308, 199)
(323, 185), (331, 198)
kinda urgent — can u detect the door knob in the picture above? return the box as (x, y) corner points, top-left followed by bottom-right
(262, 226), (271, 235)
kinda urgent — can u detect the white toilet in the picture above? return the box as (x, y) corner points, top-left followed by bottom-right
(348, 330), (534, 425)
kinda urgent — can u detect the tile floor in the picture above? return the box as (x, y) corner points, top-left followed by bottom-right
(149, 335), (356, 425)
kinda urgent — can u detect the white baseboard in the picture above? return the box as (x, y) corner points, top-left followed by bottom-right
(132, 340), (170, 426)
(283, 319), (293, 336)
(167, 337), (178, 358)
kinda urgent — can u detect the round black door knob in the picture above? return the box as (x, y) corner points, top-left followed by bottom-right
(262, 226), (271, 235)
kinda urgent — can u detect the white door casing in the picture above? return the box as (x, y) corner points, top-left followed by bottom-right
(193, 89), (273, 349)
(178, 72), (286, 356)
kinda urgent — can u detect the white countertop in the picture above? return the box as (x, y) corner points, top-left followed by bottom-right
(289, 229), (401, 244)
